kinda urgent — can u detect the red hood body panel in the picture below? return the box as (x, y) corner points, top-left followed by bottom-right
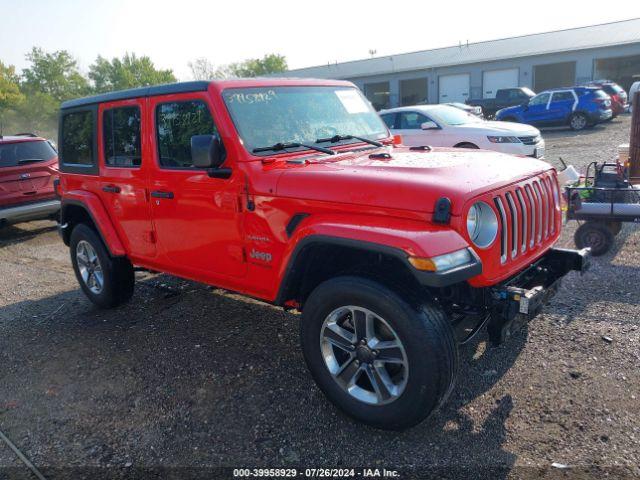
(273, 147), (553, 215)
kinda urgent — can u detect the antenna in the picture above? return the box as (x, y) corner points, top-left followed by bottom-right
(368, 49), (377, 58)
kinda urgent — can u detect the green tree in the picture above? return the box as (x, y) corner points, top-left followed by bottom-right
(21, 47), (89, 102)
(89, 53), (176, 93)
(189, 54), (288, 80)
(0, 61), (24, 110)
(230, 54), (288, 78)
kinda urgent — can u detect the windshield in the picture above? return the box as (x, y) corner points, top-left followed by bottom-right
(0, 140), (57, 168)
(424, 105), (483, 126)
(222, 86), (388, 155)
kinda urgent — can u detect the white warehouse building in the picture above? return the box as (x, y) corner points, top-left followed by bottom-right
(283, 19), (640, 110)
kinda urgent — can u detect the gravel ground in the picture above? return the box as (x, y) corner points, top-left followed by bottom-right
(1, 116), (638, 479)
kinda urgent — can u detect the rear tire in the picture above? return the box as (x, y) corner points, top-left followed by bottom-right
(569, 113), (588, 131)
(70, 223), (135, 308)
(574, 221), (614, 256)
(300, 276), (458, 430)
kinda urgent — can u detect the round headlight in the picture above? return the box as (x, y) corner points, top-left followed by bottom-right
(466, 201), (498, 248)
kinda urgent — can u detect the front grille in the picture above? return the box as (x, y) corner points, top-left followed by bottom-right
(493, 173), (559, 264)
(518, 135), (541, 145)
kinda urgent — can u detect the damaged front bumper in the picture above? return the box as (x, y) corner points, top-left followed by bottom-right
(487, 247), (590, 344)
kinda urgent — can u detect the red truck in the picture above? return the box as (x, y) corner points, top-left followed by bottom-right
(57, 79), (588, 430)
(0, 134), (60, 227)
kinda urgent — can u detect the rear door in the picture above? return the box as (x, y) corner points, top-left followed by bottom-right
(547, 90), (576, 125)
(0, 140), (58, 208)
(97, 99), (156, 259)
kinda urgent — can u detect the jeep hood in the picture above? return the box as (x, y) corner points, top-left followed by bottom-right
(274, 147), (552, 215)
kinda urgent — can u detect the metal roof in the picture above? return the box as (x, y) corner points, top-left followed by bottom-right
(285, 18), (640, 79)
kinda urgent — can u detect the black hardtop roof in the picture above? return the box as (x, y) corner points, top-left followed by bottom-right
(60, 81), (211, 109)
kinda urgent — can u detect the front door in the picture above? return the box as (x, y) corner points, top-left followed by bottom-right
(148, 94), (246, 279)
(98, 99), (156, 259)
(522, 92), (551, 125)
(394, 111), (441, 147)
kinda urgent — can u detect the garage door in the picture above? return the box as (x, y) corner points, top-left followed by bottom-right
(482, 68), (519, 98)
(438, 74), (470, 103)
(595, 55), (640, 92)
(534, 62), (576, 92)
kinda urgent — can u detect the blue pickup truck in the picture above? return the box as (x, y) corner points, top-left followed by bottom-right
(495, 87), (612, 131)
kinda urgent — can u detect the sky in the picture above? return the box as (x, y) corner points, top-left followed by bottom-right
(1, 0), (639, 81)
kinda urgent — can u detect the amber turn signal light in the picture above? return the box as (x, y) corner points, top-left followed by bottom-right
(407, 256), (437, 272)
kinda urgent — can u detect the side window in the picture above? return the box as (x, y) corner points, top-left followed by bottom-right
(380, 113), (396, 129)
(103, 106), (142, 167)
(529, 93), (550, 106)
(551, 91), (574, 103)
(156, 100), (217, 169)
(398, 112), (429, 129)
(61, 110), (95, 167)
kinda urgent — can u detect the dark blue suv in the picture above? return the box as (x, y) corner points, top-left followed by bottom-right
(495, 87), (612, 131)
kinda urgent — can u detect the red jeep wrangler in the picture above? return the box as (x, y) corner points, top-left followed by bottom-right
(57, 79), (588, 430)
(0, 134), (59, 227)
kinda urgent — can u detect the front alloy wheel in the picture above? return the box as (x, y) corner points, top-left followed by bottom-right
(301, 276), (458, 430)
(320, 306), (409, 406)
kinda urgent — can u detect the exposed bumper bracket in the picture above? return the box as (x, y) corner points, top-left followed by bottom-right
(487, 247), (590, 344)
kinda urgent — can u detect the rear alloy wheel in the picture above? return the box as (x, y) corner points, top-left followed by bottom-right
(574, 221), (614, 256)
(70, 223), (135, 308)
(301, 276), (458, 430)
(76, 240), (105, 294)
(569, 113), (588, 131)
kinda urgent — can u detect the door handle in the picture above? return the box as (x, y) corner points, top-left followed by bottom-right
(102, 185), (121, 193)
(151, 190), (174, 199)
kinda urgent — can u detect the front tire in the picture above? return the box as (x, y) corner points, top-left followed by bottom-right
(70, 223), (135, 308)
(574, 221), (614, 256)
(300, 276), (458, 430)
(455, 142), (479, 149)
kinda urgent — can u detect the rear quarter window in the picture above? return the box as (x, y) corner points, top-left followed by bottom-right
(60, 108), (98, 174)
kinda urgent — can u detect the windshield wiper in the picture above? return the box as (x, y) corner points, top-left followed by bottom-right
(316, 134), (383, 148)
(17, 158), (44, 164)
(252, 142), (335, 155)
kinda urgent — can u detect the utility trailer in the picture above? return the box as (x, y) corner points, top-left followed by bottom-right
(566, 90), (640, 256)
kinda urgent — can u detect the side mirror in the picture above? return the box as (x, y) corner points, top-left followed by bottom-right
(191, 134), (225, 169)
(420, 121), (439, 130)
